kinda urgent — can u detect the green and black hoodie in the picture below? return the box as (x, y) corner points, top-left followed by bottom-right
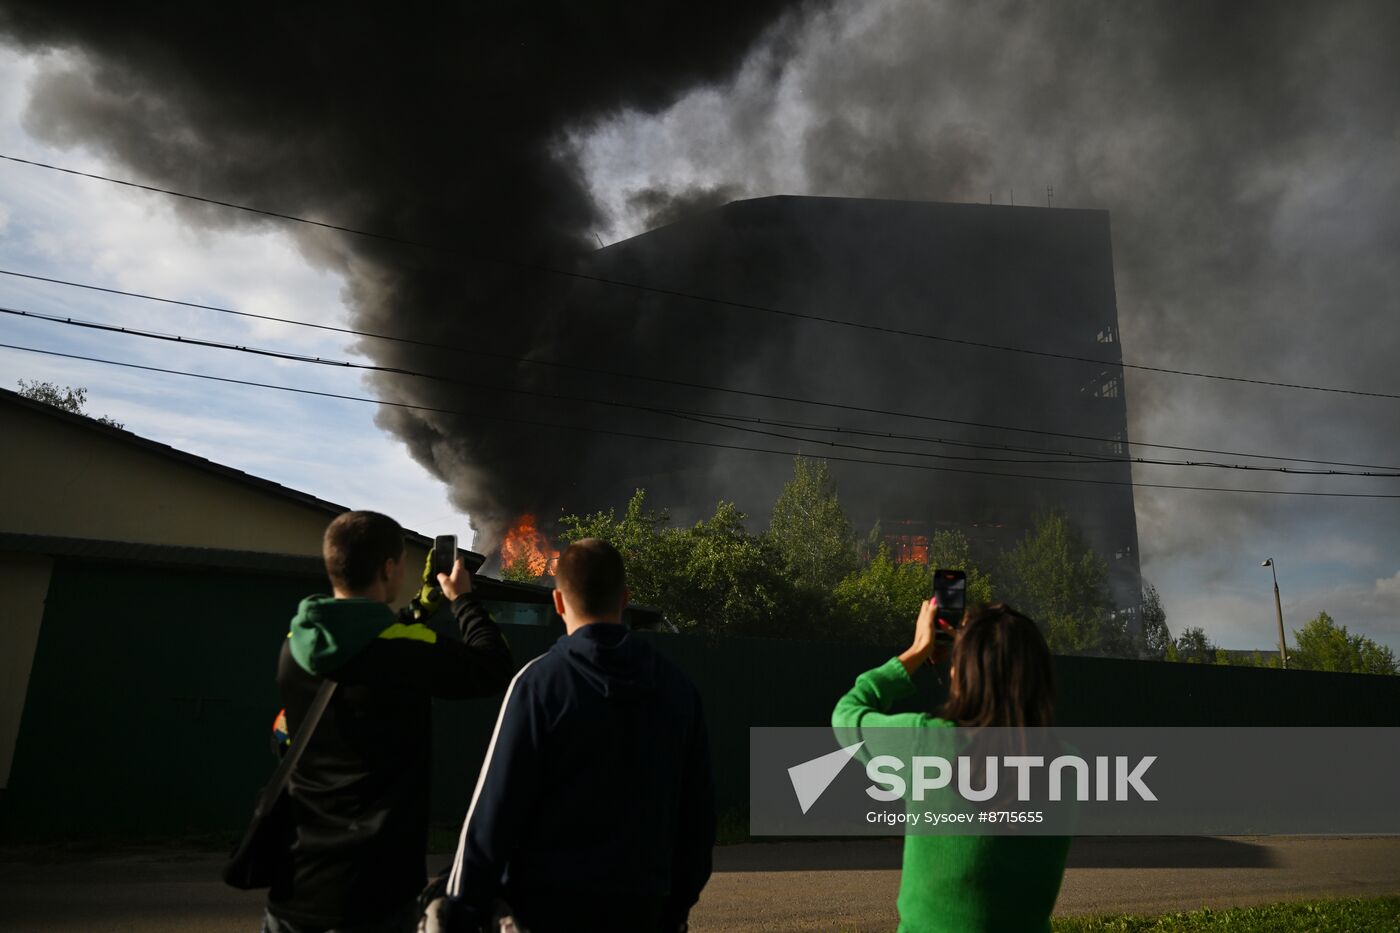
(265, 592), (514, 929)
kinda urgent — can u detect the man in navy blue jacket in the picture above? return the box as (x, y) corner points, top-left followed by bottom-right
(424, 538), (716, 933)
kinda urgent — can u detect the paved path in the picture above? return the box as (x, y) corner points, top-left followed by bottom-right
(696, 836), (1400, 931)
(1, 836), (1397, 931)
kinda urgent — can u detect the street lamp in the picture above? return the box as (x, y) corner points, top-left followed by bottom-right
(1261, 559), (1289, 670)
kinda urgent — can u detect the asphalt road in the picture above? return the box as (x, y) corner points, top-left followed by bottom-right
(1, 836), (1397, 932)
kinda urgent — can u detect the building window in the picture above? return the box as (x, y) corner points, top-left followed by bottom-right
(1079, 371), (1121, 399)
(883, 533), (929, 565)
(1096, 326), (1116, 344)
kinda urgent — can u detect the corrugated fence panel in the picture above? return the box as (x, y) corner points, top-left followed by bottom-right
(3, 556), (1397, 839)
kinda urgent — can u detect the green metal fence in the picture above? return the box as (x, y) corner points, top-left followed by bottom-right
(3, 556), (1397, 840)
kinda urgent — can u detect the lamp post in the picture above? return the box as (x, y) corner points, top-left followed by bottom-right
(1261, 558), (1289, 670)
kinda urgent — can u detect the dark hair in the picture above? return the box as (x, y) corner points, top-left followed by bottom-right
(938, 602), (1056, 728)
(555, 538), (626, 618)
(323, 511), (404, 592)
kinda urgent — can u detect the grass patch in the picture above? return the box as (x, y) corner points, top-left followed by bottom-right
(1051, 895), (1400, 931)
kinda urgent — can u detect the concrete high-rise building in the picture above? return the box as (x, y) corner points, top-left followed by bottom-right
(557, 196), (1143, 624)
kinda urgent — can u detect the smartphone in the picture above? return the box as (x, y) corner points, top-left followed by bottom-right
(432, 535), (458, 579)
(932, 568), (966, 640)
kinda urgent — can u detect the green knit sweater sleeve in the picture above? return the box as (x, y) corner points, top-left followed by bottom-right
(832, 657), (949, 765)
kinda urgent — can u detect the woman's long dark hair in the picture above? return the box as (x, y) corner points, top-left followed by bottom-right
(938, 602), (1056, 727)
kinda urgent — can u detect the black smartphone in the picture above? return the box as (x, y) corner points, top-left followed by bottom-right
(432, 535), (458, 579)
(432, 537), (486, 581)
(932, 568), (966, 640)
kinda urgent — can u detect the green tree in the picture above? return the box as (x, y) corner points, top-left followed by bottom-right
(1289, 612), (1398, 675)
(558, 488), (681, 612)
(767, 457), (857, 592)
(925, 529), (994, 606)
(499, 556), (538, 583)
(833, 545), (930, 644)
(17, 379), (124, 429)
(672, 501), (792, 636)
(559, 489), (793, 637)
(1173, 625), (1217, 664)
(858, 520), (883, 563)
(1095, 609), (1140, 659)
(999, 510), (1111, 655)
(1139, 582), (1172, 661)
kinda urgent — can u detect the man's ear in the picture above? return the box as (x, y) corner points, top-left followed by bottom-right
(381, 554), (405, 584)
(621, 587), (630, 611)
(552, 588), (566, 618)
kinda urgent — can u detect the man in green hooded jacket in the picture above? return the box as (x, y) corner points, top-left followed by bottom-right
(262, 510), (516, 933)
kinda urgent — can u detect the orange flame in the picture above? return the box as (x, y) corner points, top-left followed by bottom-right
(500, 514), (559, 577)
(887, 533), (929, 565)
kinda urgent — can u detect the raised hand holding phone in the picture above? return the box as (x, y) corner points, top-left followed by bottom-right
(899, 596), (940, 676)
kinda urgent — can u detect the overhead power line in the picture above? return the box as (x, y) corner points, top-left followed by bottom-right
(5, 339), (1400, 500)
(3, 277), (1397, 472)
(4, 152), (1398, 402)
(6, 303), (1400, 479)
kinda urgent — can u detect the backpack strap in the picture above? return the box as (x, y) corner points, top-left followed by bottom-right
(249, 678), (337, 822)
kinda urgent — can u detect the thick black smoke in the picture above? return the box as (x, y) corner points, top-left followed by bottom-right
(571, 0), (1400, 623)
(0, 1), (810, 546)
(624, 183), (742, 233)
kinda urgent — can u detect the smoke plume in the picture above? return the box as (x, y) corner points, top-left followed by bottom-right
(0, 1), (811, 547)
(571, 0), (1400, 588)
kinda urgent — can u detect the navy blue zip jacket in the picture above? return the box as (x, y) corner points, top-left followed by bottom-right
(444, 621), (716, 930)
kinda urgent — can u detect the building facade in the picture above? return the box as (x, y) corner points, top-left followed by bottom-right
(557, 195), (1143, 622)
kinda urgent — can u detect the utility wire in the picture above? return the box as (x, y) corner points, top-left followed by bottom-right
(672, 411), (1400, 478)
(6, 304), (1400, 479)
(2, 278), (1397, 472)
(6, 339), (1400, 500)
(0, 268), (1209, 467)
(5, 152), (1398, 402)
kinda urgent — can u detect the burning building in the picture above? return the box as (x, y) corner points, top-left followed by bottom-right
(550, 196), (1143, 622)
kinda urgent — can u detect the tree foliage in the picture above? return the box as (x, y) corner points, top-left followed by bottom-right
(499, 556), (539, 583)
(999, 510), (1112, 655)
(1172, 625), (1218, 663)
(559, 488), (678, 605)
(1289, 611), (1398, 675)
(16, 379), (124, 429)
(549, 463), (1181, 661)
(558, 489), (793, 637)
(925, 529), (995, 607)
(832, 545), (930, 643)
(767, 457), (857, 593)
(1139, 582), (1172, 660)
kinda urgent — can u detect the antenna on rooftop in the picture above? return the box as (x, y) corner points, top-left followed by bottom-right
(1047, 185), (1054, 208)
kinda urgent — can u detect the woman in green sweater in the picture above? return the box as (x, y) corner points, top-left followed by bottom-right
(831, 596), (1070, 933)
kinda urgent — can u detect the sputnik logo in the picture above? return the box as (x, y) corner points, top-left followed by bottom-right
(787, 741), (865, 814)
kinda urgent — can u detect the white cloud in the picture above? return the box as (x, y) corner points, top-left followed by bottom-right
(0, 45), (480, 552)
(1373, 569), (1400, 604)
